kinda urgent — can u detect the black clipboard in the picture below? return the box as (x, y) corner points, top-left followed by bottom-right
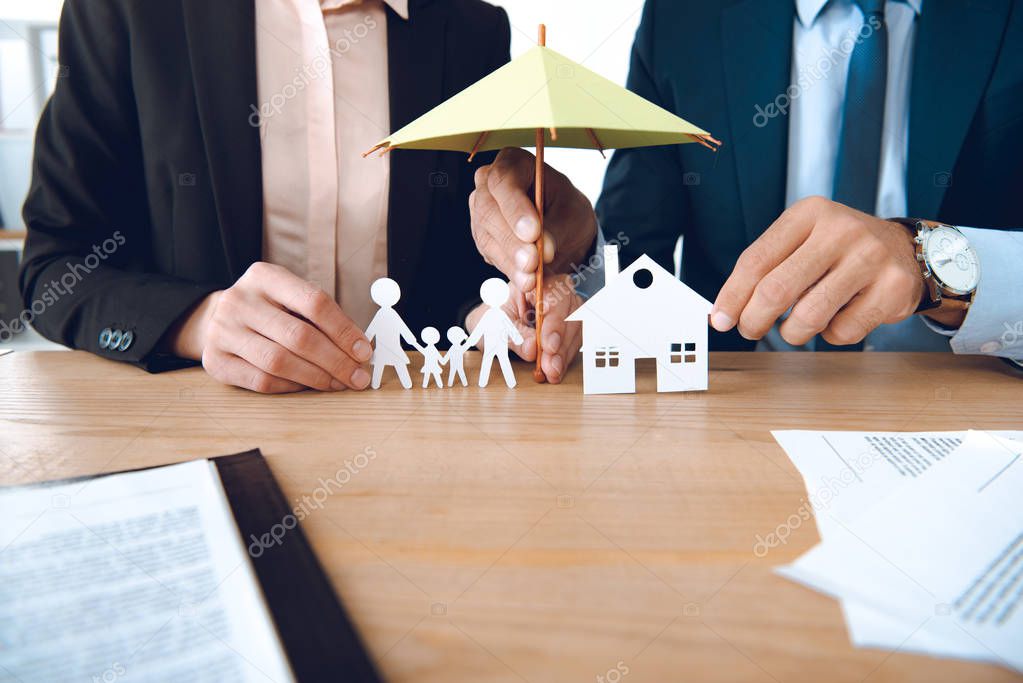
(212, 450), (382, 682)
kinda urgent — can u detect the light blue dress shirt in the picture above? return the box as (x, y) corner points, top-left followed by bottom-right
(584, 0), (1023, 368)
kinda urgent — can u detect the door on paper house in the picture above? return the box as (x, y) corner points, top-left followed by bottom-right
(656, 330), (708, 392)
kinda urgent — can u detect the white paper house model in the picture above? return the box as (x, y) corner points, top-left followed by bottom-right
(567, 245), (712, 395)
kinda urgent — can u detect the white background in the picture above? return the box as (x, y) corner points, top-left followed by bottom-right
(505, 1), (643, 202)
(0, 0), (62, 21)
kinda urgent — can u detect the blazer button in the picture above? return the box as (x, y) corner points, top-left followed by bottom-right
(99, 328), (113, 349)
(109, 329), (123, 350)
(118, 330), (134, 351)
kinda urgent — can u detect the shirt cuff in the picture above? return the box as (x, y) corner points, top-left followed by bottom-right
(919, 315), (956, 338)
(931, 226), (1023, 364)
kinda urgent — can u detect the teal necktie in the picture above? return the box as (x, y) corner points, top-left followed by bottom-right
(818, 0), (888, 352)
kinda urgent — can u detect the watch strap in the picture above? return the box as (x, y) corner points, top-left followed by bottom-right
(889, 217), (940, 231)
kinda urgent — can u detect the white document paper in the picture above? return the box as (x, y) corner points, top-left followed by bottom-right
(772, 429), (1022, 660)
(771, 430), (970, 540)
(0, 460), (295, 683)
(777, 431), (1023, 670)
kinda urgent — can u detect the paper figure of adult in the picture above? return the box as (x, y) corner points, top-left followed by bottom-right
(366, 278), (421, 389)
(465, 278), (524, 388)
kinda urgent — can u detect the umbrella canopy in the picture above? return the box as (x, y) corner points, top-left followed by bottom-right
(366, 44), (719, 156)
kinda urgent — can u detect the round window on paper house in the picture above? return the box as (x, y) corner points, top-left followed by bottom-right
(632, 268), (653, 289)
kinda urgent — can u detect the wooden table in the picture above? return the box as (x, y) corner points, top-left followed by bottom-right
(1, 351), (1021, 682)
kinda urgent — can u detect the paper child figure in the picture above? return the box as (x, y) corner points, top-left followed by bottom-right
(365, 278), (421, 389)
(465, 278), (524, 388)
(443, 326), (469, 387)
(420, 327), (444, 388)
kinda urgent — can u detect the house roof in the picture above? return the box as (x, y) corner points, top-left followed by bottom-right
(567, 253), (713, 323)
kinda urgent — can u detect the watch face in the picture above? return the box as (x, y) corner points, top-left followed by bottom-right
(923, 226), (980, 295)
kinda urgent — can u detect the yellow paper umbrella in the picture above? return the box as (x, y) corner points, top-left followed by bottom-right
(366, 26), (720, 382)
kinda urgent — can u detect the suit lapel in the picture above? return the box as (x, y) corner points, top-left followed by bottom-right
(721, 0), (794, 245)
(386, 0), (446, 286)
(182, 0), (263, 279)
(907, 0), (1010, 220)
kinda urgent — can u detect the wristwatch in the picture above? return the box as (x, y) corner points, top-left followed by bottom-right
(889, 218), (980, 313)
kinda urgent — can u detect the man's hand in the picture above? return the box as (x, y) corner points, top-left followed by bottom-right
(165, 262), (373, 393)
(466, 274), (583, 384)
(711, 196), (929, 346)
(470, 148), (598, 292)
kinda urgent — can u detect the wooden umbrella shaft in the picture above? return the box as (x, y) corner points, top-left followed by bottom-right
(533, 127), (545, 383)
(532, 24), (547, 384)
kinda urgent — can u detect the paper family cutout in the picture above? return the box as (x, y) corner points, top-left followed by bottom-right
(366, 277), (522, 390)
(367, 246), (710, 396)
(567, 245), (712, 395)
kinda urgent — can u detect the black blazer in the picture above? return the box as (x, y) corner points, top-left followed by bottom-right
(596, 0), (1023, 351)
(20, 0), (509, 371)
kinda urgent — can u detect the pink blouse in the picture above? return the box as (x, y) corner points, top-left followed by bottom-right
(254, 0), (408, 330)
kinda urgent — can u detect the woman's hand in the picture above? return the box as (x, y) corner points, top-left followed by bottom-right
(165, 262), (373, 393)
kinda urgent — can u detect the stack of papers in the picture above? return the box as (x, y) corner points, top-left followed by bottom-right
(0, 460), (295, 682)
(772, 429), (1023, 672)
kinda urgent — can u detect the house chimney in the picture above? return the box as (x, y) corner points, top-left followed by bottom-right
(603, 244), (620, 285)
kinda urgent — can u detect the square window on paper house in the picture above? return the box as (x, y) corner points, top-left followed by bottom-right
(595, 346), (620, 368)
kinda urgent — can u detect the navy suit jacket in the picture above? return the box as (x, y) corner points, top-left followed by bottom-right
(596, 0), (1023, 350)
